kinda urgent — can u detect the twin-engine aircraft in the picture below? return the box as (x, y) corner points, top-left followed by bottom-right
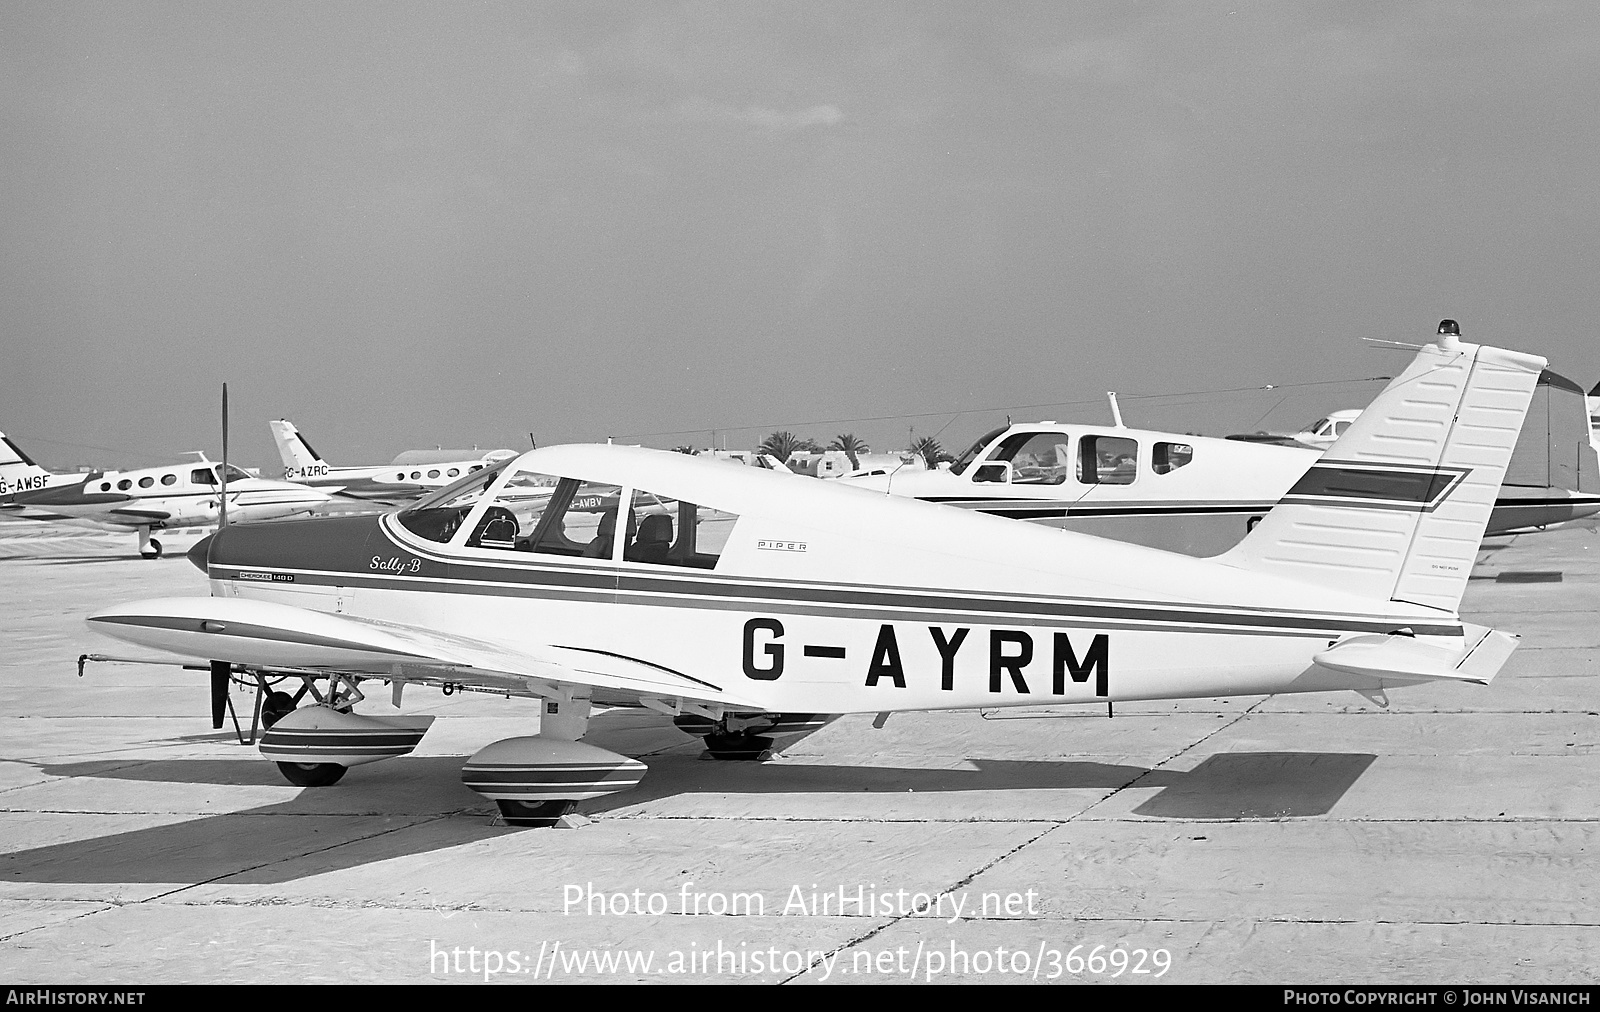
(90, 329), (1543, 826)
(1, 434), (334, 557)
(840, 346), (1600, 557)
(269, 419), (515, 502)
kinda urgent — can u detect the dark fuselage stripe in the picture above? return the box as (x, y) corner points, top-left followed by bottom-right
(209, 564), (1461, 639)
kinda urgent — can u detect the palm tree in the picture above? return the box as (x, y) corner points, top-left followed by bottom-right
(828, 433), (869, 471)
(758, 431), (818, 463)
(910, 435), (948, 470)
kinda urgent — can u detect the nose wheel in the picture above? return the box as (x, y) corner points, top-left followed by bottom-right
(276, 762), (348, 787)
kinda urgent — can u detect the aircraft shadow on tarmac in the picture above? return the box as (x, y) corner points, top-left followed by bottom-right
(0, 751), (1375, 885)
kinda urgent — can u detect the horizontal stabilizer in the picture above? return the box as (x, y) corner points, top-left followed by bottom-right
(1314, 623), (1519, 686)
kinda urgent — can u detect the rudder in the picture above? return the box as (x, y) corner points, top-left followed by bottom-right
(1223, 322), (1547, 614)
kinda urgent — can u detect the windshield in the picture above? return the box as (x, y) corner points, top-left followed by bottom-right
(948, 426), (1008, 476)
(395, 458), (513, 542)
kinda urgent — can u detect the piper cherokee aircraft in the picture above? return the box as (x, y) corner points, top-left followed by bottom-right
(1, 446), (336, 558)
(839, 344), (1600, 557)
(269, 419), (516, 502)
(88, 328), (1543, 827)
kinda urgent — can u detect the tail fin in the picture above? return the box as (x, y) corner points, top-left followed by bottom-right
(0, 431), (54, 489)
(269, 419), (327, 473)
(0, 431), (37, 470)
(1223, 322), (1546, 613)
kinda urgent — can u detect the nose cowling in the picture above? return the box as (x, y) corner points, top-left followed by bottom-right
(186, 532), (215, 574)
(183, 513), (387, 577)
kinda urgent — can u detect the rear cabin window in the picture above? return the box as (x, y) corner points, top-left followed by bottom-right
(624, 488), (738, 569)
(1077, 436), (1138, 485)
(1152, 442), (1193, 474)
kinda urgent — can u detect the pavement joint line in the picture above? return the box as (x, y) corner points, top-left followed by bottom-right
(775, 700), (1277, 982)
(1068, 696), (1271, 823)
(132, 811), (473, 906)
(0, 902), (120, 945)
(779, 820), (1066, 984)
(14, 898), (1587, 930)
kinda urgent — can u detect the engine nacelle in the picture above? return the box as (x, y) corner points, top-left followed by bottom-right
(258, 707), (435, 767)
(461, 736), (646, 803)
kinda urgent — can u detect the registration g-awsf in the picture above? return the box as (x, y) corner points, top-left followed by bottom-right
(90, 330), (1543, 825)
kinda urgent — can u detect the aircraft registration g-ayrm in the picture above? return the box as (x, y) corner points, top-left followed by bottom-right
(90, 332), (1545, 826)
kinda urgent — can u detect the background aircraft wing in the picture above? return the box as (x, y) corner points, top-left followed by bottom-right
(87, 596), (766, 710)
(1224, 432), (1321, 450)
(106, 507), (173, 521)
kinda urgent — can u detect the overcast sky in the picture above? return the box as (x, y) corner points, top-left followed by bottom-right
(4, 2), (1599, 471)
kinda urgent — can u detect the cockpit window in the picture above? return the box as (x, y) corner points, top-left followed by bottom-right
(455, 470), (572, 554)
(1309, 418), (1331, 436)
(395, 460), (510, 543)
(623, 488), (738, 569)
(979, 432), (1071, 485)
(222, 464), (252, 482)
(948, 426), (1008, 476)
(1077, 435), (1138, 485)
(1153, 442), (1192, 474)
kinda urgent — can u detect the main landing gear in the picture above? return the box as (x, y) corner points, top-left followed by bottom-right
(461, 693), (647, 828)
(673, 712), (833, 760)
(277, 761), (348, 787)
(136, 527), (162, 559)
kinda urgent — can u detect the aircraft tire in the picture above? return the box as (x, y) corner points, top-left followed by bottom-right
(140, 539), (163, 560)
(496, 799), (577, 827)
(701, 732), (774, 761)
(260, 691), (297, 728)
(276, 761), (347, 787)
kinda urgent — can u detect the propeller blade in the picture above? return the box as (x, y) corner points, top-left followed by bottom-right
(220, 383), (229, 528)
(210, 659), (230, 729)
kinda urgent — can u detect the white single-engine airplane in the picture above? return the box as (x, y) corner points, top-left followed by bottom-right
(269, 419), (516, 502)
(89, 329), (1543, 826)
(840, 334), (1600, 557)
(1, 438), (335, 558)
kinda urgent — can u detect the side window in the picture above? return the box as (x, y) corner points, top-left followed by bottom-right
(395, 462), (508, 543)
(117, 479), (132, 491)
(1077, 436), (1138, 485)
(1152, 442), (1193, 475)
(968, 431), (1069, 485)
(160, 473), (176, 485)
(191, 468), (216, 485)
(1002, 433), (1071, 485)
(623, 489), (739, 569)
(514, 479), (626, 558)
(138, 476), (154, 488)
